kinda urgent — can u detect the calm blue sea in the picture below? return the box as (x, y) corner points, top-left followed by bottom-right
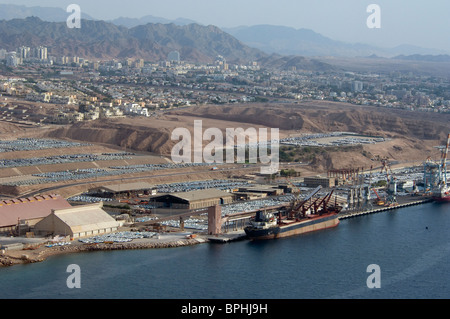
(0, 202), (449, 300)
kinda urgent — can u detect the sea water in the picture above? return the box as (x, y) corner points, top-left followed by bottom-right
(0, 202), (449, 299)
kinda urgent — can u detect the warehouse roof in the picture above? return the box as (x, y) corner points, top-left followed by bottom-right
(0, 194), (72, 228)
(51, 202), (119, 234)
(160, 189), (233, 202)
(97, 182), (155, 193)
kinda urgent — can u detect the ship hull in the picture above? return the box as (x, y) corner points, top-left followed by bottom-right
(244, 213), (339, 240)
(433, 196), (450, 202)
(432, 188), (450, 202)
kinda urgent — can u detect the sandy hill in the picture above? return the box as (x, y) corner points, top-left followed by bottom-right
(19, 101), (448, 171)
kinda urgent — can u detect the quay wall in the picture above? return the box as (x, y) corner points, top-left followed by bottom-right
(339, 198), (433, 220)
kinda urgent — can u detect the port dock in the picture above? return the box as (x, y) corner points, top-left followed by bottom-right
(207, 230), (248, 243)
(209, 196), (435, 243)
(338, 197), (433, 220)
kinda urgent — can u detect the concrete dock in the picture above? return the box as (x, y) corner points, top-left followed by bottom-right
(338, 197), (433, 220)
(206, 230), (247, 243)
(206, 196), (434, 243)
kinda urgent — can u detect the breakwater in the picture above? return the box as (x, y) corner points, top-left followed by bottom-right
(1, 237), (205, 267)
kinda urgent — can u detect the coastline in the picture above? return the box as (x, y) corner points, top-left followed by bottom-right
(0, 235), (207, 267)
(1, 198), (439, 268)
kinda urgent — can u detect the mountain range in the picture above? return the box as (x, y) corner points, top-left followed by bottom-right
(0, 16), (342, 71)
(0, 4), (95, 22)
(0, 4), (449, 72)
(0, 4), (195, 27)
(1, 3), (448, 58)
(224, 25), (450, 58)
(0, 16), (267, 64)
(109, 15), (197, 28)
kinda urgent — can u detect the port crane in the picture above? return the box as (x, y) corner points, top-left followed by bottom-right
(433, 133), (450, 200)
(287, 185), (322, 218)
(423, 134), (450, 200)
(287, 186), (340, 219)
(361, 165), (374, 209)
(312, 189), (337, 215)
(380, 159), (398, 206)
(284, 177), (301, 195)
(439, 134), (449, 187)
(372, 188), (385, 206)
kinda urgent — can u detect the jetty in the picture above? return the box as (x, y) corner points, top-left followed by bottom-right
(339, 197), (433, 220)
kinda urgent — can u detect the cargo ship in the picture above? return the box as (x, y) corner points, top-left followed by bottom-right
(432, 183), (450, 202)
(244, 186), (342, 240)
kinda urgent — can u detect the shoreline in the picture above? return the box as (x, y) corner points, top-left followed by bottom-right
(0, 235), (207, 267)
(1, 198), (438, 267)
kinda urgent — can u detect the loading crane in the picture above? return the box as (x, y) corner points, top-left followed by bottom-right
(313, 189), (335, 215)
(380, 159), (398, 206)
(432, 133), (450, 200)
(284, 177), (301, 195)
(372, 188), (385, 206)
(361, 165), (374, 210)
(439, 134), (449, 187)
(288, 185), (322, 218)
(299, 197), (321, 218)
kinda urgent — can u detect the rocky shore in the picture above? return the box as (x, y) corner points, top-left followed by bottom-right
(0, 236), (206, 267)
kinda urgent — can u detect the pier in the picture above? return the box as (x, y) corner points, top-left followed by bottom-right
(208, 196), (435, 242)
(338, 197), (433, 220)
(206, 230), (248, 243)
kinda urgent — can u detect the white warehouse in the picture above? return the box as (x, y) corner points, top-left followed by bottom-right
(34, 202), (120, 239)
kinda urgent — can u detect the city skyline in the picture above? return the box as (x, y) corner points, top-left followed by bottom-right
(0, 0), (449, 53)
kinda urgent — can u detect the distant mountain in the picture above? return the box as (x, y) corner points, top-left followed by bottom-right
(0, 17), (267, 64)
(109, 15), (198, 28)
(223, 24), (448, 58)
(393, 54), (450, 63)
(1, 4), (447, 59)
(257, 54), (338, 72)
(223, 25), (381, 57)
(387, 44), (450, 57)
(0, 4), (94, 22)
(0, 3), (199, 29)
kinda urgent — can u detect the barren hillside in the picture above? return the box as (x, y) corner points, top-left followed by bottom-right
(35, 102), (449, 171)
(170, 102), (449, 140)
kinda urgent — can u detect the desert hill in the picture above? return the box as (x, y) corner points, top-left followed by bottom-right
(169, 102), (449, 140)
(37, 102), (449, 172)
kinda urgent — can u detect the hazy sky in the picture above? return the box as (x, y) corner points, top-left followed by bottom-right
(1, 0), (450, 52)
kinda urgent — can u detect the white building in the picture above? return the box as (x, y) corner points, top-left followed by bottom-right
(352, 81), (364, 92)
(6, 52), (20, 67)
(34, 202), (120, 239)
(124, 103), (149, 117)
(36, 46), (48, 60)
(17, 46), (31, 59)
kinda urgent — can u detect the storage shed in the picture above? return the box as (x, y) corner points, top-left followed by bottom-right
(89, 182), (157, 199)
(34, 202), (120, 239)
(150, 189), (234, 210)
(0, 194), (72, 234)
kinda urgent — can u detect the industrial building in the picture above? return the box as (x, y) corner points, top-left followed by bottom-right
(89, 181), (157, 199)
(237, 185), (284, 196)
(303, 176), (337, 188)
(233, 185), (284, 200)
(33, 202), (120, 239)
(150, 189), (234, 210)
(0, 194), (72, 234)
